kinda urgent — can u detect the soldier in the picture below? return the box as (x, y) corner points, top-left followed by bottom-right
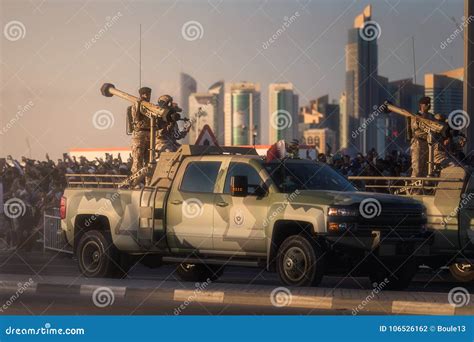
(129, 87), (152, 176)
(410, 97), (432, 178)
(155, 95), (191, 157)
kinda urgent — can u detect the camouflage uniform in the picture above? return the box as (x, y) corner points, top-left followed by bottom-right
(155, 119), (189, 155)
(410, 112), (430, 178)
(432, 113), (450, 169)
(155, 95), (190, 158)
(130, 102), (151, 175)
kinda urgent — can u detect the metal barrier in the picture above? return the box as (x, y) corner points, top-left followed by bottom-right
(43, 208), (73, 254)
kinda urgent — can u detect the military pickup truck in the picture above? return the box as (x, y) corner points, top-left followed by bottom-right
(350, 166), (474, 282)
(61, 146), (429, 288)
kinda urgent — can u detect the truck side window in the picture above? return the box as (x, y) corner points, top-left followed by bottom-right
(180, 161), (221, 193)
(224, 163), (263, 195)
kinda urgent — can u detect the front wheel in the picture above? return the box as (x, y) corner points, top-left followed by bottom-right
(449, 263), (474, 282)
(277, 235), (324, 287)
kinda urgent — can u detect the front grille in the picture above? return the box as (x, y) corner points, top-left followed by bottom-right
(357, 205), (425, 238)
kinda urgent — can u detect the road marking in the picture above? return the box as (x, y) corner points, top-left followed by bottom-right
(289, 295), (333, 309)
(80, 285), (126, 298)
(174, 290), (225, 303)
(392, 301), (455, 315)
(0, 281), (36, 293)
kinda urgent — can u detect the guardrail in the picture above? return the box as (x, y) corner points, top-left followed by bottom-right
(65, 174), (129, 188)
(43, 208), (72, 254)
(348, 176), (464, 195)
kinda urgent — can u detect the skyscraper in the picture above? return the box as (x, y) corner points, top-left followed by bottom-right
(224, 82), (261, 146)
(299, 95), (340, 151)
(339, 92), (348, 149)
(345, 5), (382, 154)
(208, 81), (225, 145)
(268, 83), (299, 143)
(425, 68), (463, 115)
(387, 78), (424, 151)
(180, 73), (197, 116)
(188, 93), (218, 144)
(187, 81), (225, 145)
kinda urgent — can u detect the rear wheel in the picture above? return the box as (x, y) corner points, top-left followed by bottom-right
(449, 263), (474, 282)
(175, 263), (224, 282)
(77, 230), (121, 278)
(277, 235), (324, 287)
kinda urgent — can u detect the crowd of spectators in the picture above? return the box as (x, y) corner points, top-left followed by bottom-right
(0, 153), (131, 251)
(0, 147), (472, 251)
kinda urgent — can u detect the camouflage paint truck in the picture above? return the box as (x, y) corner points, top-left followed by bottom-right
(61, 145), (429, 288)
(350, 166), (474, 282)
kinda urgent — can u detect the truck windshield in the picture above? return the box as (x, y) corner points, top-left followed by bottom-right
(264, 161), (356, 193)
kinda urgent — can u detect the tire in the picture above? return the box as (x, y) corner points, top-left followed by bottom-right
(276, 235), (324, 287)
(76, 230), (121, 278)
(369, 259), (418, 290)
(449, 263), (474, 282)
(175, 263), (224, 282)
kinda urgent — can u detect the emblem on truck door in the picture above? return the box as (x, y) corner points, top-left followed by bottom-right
(234, 209), (244, 226)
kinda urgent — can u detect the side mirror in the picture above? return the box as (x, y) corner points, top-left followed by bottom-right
(230, 176), (248, 197)
(254, 184), (268, 197)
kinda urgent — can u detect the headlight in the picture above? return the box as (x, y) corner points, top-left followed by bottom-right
(327, 207), (358, 217)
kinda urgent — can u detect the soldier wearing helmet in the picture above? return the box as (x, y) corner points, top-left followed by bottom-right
(129, 87), (152, 177)
(155, 95), (191, 158)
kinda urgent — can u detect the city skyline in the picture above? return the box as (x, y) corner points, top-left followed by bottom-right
(0, 0), (465, 159)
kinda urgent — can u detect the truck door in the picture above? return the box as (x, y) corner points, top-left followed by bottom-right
(166, 160), (221, 252)
(213, 162), (268, 255)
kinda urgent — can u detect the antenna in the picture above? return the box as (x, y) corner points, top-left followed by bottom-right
(412, 36), (417, 87)
(139, 24), (142, 88)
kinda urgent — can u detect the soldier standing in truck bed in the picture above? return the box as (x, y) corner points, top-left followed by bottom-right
(410, 97), (432, 178)
(129, 87), (152, 176)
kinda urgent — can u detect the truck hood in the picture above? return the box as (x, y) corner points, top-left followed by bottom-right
(296, 190), (421, 207)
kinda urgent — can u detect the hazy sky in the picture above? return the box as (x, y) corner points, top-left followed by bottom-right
(0, 0), (464, 159)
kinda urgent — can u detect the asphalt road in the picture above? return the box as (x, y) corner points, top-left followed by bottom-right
(0, 292), (368, 315)
(0, 250), (469, 293)
(0, 250), (472, 315)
